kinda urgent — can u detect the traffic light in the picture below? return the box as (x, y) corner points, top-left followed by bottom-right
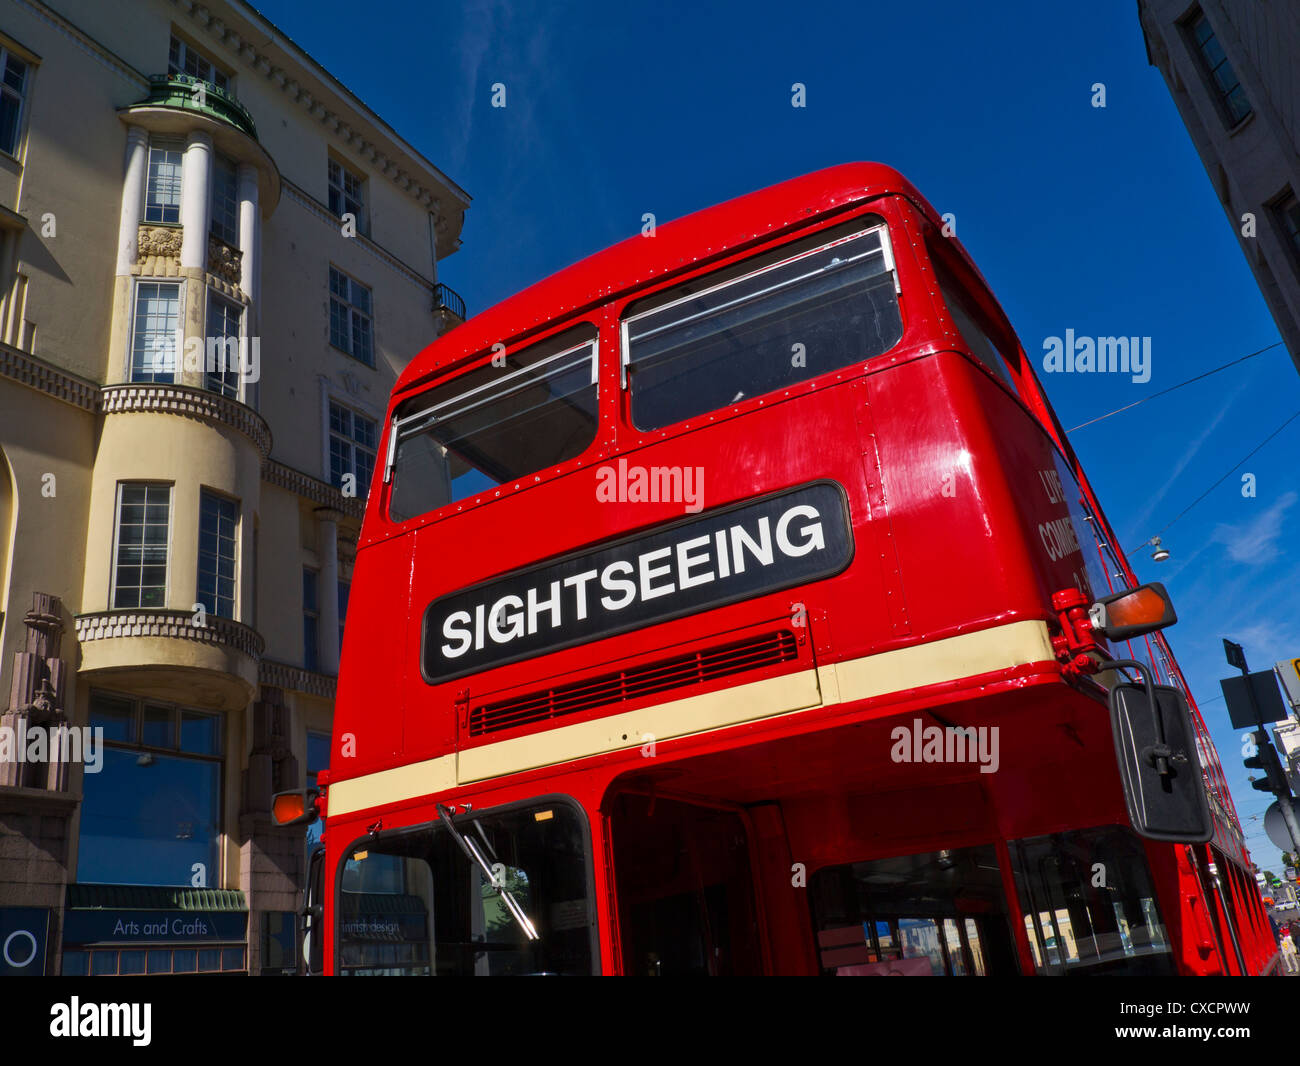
(1244, 729), (1289, 794)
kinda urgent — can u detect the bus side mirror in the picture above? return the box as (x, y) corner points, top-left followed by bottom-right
(272, 788), (320, 827)
(1089, 582), (1177, 642)
(1109, 682), (1212, 844)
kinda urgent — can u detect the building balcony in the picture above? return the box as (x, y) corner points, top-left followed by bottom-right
(74, 610), (264, 711)
(100, 383), (271, 460)
(137, 74), (258, 141)
(434, 282), (466, 332)
(119, 78), (281, 214)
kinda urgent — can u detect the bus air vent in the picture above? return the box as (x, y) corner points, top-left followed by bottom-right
(468, 629), (799, 737)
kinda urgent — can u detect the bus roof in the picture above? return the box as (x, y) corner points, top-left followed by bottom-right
(395, 162), (952, 396)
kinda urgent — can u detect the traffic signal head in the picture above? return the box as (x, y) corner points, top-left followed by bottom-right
(1243, 730), (1289, 794)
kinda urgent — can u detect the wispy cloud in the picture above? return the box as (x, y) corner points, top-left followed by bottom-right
(1211, 490), (1298, 565)
(1218, 619), (1300, 672)
(448, 0), (509, 175)
(1125, 379), (1249, 542)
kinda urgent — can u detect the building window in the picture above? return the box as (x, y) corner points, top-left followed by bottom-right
(197, 490), (238, 620)
(303, 567), (319, 671)
(111, 483), (170, 609)
(204, 291), (242, 399)
(78, 691), (222, 887)
(1186, 10), (1252, 126)
(130, 281), (181, 383)
(0, 48), (30, 157)
(64, 946), (245, 976)
(260, 913), (297, 976)
(329, 266), (374, 366)
(307, 730), (330, 793)
(210, 153), (239, 246)
(145, 140), (184, 224)
(328, 401), (377, 493)
(328, 158), (367, 233)
(168, 34), (230, 91)
(1273, 191), (1300, 266)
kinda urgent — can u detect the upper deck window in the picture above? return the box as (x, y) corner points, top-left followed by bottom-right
(622, 222), (902, 431)
(386, 328), (599, 523)
(927, 246), (1017, 389)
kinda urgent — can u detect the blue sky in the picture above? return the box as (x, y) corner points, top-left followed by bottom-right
(255, 0), (1300, 869)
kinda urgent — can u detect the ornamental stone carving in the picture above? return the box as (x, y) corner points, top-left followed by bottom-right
(137, 224), (183, 260)
(1, 592), (70, 790)
(208, 236), (243, 286)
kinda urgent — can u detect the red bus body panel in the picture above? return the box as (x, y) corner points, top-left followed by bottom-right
(322, 164), (1272, 976)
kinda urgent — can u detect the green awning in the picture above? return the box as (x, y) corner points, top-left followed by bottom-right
(66, 884), (248, 912)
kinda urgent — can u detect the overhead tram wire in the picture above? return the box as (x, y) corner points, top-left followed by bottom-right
(1128, 407), (1300, 554)
(1066, 341), (1284, 432)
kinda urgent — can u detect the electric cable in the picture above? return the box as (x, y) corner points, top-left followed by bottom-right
(1067, 341), (1283, 432)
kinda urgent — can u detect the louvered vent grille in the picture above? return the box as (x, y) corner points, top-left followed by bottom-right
(468, 630), (799, 737)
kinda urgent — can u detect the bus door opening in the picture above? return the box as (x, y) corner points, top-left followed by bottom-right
(608, 793), (766, 976)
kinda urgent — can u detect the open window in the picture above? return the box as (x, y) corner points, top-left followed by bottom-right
(385, 326), (599, 522)
(622, 219), (903, 431)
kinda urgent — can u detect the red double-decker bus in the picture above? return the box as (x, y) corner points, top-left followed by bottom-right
(278, 163), (1276, 976)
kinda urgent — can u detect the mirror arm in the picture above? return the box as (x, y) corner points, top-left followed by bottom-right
(1098, 658), (1172, 777)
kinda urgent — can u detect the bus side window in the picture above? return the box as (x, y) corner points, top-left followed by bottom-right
(926, 238), (1019, 391)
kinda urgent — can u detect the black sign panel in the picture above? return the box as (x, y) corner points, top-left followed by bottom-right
(422, 481), (854, 682)
(0, 907), (49, 975)
(1221, 670), (1289, 729)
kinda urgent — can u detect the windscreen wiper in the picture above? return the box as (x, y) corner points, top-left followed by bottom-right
(437, 804), (540, 941)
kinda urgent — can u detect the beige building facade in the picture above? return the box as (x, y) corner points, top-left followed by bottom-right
(1138, 1), (1300, 375)
(0, 0), (467, 974)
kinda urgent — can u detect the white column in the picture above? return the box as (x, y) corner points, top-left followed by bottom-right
(115, 125), (150, 276)
(237, 163), (260, 303)
(315, 507), (342, 675)
(237, 163), (261, 409)
(179, 130), (213, 269)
